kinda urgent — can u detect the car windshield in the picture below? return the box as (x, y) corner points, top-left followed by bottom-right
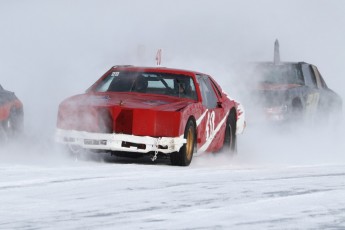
(93, 71), (197, 100)
(255, 64), (304, 85)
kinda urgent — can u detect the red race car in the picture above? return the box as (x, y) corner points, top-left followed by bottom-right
(0, 84), (24, 139)
(56, 66), (245, 166)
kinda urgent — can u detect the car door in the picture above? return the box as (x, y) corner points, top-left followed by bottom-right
(301, 64), (320, 117)
(195, 75), (227, 152)
(310, 65), (341, 115)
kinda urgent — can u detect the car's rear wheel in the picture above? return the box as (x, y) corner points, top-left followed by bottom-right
(222, 112), (237, 154)
(170, 119), (195, 166)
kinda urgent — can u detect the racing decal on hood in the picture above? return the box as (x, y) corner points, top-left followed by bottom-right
(142, 100), (168, 106)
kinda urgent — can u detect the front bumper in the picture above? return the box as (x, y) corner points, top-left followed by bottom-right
(55, 129), (186, 154)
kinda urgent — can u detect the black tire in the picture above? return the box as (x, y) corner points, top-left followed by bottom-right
(222, 112), (237, 154)
(289, 99), (304, 123)
(170, 119), (196, 166)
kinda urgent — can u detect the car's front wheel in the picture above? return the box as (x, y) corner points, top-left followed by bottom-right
(170, 119), (196, 166)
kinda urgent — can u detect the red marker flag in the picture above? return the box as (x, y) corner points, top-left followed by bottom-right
(156, 49), (162, 66)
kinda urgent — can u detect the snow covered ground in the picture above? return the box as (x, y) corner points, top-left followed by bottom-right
(1, 125), (344, 230)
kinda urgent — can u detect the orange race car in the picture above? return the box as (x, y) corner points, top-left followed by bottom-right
(0, 84), (24, 139)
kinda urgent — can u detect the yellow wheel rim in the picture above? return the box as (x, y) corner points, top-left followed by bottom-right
(186, 127), (194, 160)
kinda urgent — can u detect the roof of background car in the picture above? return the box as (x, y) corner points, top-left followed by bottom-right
(110, 66), (205, 76)
(252, 61), (309, 66)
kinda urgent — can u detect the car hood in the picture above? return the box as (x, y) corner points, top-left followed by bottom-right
(58, 92), (193, 136)
(61, 92), (194, 111)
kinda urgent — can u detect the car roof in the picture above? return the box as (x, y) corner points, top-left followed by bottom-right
(251, 61), (309, 66)
(110, 65), (206, 77)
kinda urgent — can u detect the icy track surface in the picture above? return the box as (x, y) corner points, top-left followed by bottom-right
(1, 142), (345, 229)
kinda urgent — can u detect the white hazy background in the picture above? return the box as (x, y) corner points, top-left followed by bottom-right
(0, 0), (344, 165)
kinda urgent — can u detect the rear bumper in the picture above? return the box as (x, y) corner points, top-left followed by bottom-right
(55, 129), (186, 154)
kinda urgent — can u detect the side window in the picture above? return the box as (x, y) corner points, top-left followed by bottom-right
(196, 75), (218, 109)
(95, 75), (115, 92)
(302, 64), (317, 88)
(311, 65), (327, 89)
(209, 78), (222, 98)
(319, 76), (328, 89)
(185, 77), (197, 100)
